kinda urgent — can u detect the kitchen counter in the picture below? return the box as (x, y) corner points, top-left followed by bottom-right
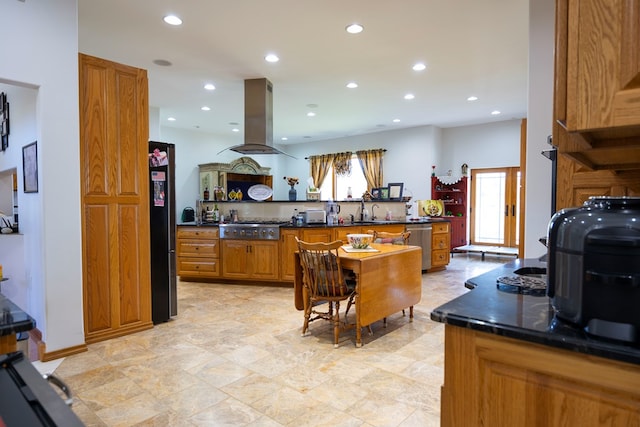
(430, 258), (640, 365)
(179, 217), (451, 228)
(0, 293), (36, 355)
(0, 293), (35, 337)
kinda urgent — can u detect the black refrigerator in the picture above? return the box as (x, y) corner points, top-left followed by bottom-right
(149, 141), (177, 323)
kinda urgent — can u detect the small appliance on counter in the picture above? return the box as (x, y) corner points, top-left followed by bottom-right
(326, 200), (340, 225)
(304, 209), (326, 224)
(547, 196), (640, 343)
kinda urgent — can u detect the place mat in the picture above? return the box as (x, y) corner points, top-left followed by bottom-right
(341, 245), (380, 253)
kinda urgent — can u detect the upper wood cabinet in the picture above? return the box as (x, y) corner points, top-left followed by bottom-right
(554, 0), (640, 172)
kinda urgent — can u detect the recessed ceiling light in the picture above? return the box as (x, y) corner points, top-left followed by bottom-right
(467, 96), (478, 101)
(229, 122), (239, 126)
(201, 106), (211, 111)
(281, 137), (288, 141)
(167, 117), (176, 122)
(346, 82), (358, 89)
(346, 23), (364, 34)
(265, 54), (279, 63)
(412, 63), (426, 71)
(404, 93), (415, 100)
(232, 128), (240, 132)
(204, 83), (216, 91)
(491, 110), (501, 115)
(307, 112), (316, 117)
(163, 15), (182, 26)
(306, 103), (319, 108)
(393, 119), (401, 123)
(153, 59), (172, 66)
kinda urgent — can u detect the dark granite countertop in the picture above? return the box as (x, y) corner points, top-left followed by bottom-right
(178, 218), (451, 228)
(430, 259), (640, 365)
(0, 293), (36, 336)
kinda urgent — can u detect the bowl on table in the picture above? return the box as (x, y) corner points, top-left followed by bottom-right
(346, 233), (374, 249)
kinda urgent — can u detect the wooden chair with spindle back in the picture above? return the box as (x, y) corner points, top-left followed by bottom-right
(296, 237), (357, 348)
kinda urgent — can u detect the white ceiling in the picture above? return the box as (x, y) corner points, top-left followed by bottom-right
(78, 0), (529, 146)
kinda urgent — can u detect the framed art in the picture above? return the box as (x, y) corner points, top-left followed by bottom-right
(379, 187), (390, 200)
(371, 187), (382, 199)
(23, 141), (38, 193)
(0, 94), (8, 151)
(388, 182), (404, 200)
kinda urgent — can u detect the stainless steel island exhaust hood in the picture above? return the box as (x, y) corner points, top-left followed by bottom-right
(219, 78), (295, 158)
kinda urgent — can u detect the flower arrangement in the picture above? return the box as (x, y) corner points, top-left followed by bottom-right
(284, 176), (299, 187)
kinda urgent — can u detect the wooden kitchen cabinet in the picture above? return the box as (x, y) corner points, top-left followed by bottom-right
(553, 0), (640, 197)
(79, 53), (152, 345)
(430, 222), (450, 271)
(221, 240), (279, 280)
(441, 326), (640, 426)
(333, 226), (361, 244)
(176, 227), (220, 278)
(432, 176), (467, 248)
(300, 228), (333, 243)
(280, 229), (300, 281)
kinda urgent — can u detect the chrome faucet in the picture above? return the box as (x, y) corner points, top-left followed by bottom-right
(371, 203), (380, 220)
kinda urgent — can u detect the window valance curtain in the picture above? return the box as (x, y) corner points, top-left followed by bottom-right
(308, 148), (384, 191)
(356, 149), (384, 190)
(308, 154), (334, 190)
(333, 151), (352, 176)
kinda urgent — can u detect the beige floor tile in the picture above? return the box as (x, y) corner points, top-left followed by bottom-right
(54, 253), (508, 426)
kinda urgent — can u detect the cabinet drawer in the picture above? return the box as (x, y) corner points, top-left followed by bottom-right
(177, 239), (219, 257)
(177, 227), (219, 239)
(433, 234), (450, 250)
(177, 257), (220, 277)
(432, 222), (449, 234)
(432, 249), (450, 266)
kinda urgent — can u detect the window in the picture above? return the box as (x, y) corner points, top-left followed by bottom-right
(319, 156), (368, 201)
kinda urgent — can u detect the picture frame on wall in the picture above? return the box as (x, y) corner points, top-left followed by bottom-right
(0, 94), (8, 151)
(388, 182), (404, 200)
(23, 141), (38, 193)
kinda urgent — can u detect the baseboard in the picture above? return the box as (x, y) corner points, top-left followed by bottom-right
(28, 328), (88, 362)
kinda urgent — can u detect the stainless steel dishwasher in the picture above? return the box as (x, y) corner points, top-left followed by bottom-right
(407, 223), (432, 271)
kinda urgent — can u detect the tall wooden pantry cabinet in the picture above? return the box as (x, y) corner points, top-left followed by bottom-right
(79, 53), (153, 344)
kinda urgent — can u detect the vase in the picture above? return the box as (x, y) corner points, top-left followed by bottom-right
(288, 186), (297, 201)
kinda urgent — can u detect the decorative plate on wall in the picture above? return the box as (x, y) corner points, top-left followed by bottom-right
(418, 199), (444, 217)
(247, 184), (273, 201)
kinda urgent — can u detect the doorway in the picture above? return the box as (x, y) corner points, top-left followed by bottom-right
(470, 167), (520, 248)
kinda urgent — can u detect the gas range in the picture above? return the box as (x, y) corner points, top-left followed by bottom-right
(219, 221), (288, 240)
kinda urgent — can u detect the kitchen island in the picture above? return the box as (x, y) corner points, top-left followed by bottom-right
(431, 259), (640, 426)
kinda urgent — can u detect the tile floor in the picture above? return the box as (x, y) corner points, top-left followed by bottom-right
(53, 253), (509, 427)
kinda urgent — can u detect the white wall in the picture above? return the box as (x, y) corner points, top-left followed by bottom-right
(441, 120), (522, 171)
(1, 0), (83, 352)
(161, 120), (523, 219)
(525, 0), (555, 258)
